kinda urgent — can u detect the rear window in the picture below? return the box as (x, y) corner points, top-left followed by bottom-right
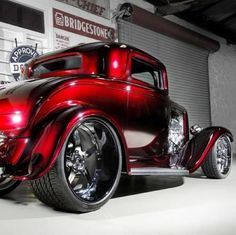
(131, 58), (163, 89)
(32, 56), (82, 77)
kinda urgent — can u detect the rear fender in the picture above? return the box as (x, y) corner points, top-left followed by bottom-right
(181, 127), (233, 173)
(24, 107), (127, 179)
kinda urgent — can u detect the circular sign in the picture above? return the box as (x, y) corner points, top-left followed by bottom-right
(9, 45), (39, 81)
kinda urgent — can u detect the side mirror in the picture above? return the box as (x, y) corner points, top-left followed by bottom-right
(190, 124), (203, 135)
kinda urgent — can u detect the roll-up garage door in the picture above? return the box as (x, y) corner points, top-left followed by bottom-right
(118, 19), (211, 128)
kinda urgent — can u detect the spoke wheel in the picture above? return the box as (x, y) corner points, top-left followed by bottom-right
(64, 120), (121, 203)
(31, 117), (122, 212)
(202, 135), (232, 179)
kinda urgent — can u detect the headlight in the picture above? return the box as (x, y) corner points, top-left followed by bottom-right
(0, 131), (9, 158)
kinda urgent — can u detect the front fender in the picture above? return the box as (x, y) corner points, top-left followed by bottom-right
(181, 126), (233, 173)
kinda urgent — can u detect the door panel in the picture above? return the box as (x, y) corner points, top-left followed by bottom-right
(125, 83), (170, 168)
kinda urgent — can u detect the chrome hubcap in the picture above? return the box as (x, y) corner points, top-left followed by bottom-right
(216, 136), (232, 175)
(64, 119), (120, 202)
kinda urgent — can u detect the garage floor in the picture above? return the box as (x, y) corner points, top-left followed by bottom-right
(1, 157), (236, 235)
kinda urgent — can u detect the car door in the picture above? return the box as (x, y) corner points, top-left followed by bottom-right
(124, 52), (170, 168)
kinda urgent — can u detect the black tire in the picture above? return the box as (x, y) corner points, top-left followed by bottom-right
(0, 176), (21, 196)
(31, 117), (122, 212)
(202, 135), (232, 179)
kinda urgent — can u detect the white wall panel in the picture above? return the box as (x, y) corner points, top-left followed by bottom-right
(209, 44), (236, 152)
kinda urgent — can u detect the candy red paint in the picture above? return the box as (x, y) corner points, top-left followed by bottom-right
(0, 42), (233, 180)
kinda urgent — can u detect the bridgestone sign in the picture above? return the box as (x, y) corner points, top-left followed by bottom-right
(53, 8), (115, 41)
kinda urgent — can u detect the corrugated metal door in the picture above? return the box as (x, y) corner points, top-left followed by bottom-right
(118, 19), (211, 128)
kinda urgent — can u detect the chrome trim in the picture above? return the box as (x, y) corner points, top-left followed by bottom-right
(130, 167), (189, 176)
(0, 132), (7, 143)
(0, 131), (9, 158)
(0, 132), (8, 145)
(216, 135), (232, 175)
(190, 124), (203, 135)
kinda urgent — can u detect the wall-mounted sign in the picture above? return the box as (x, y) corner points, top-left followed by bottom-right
(54, 32), (70, 49)
(9, 45), (39, 81)
(53, 8), (115, 41)
(56, 0), (110, 19)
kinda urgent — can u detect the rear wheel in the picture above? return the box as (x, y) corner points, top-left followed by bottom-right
(31, 117), (122, 212)
(202, 135), (232, 179)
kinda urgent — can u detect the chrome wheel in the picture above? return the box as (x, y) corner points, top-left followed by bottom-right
(31, 117), (122, 212)
(64, 118), (121, 203)
(216, 135), (232, 176)
(202, 134), (232, 179)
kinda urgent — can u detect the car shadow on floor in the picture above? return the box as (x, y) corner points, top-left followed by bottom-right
(2, 182), (37, 205)
(1, 175), (184, 206)
(113, 175), (184, 198)
(2, 168), (208, 205)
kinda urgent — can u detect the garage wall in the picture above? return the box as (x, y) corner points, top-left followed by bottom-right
(164, 16), (236, 153)
(0, 0), (51, 82)
(0, 0), (155, 83)
(209, 44), (236, 152)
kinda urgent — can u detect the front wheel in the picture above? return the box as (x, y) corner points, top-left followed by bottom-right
(31, 117), (122, 212)
(202, 135), (232, 179)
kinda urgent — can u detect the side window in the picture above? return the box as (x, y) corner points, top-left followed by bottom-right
(131, 58), (163, 89)
(32, 56), (82, 77)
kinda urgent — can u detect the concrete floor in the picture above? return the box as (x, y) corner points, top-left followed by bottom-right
(1, 158), (236, 235)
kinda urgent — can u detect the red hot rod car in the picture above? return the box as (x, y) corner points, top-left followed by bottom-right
(0, 42), (233, 212)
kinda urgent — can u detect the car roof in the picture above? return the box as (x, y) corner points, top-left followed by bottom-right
(35, 42), (160, 63)
(50, 42), (144, 53)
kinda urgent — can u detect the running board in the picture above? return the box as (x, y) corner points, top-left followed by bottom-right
(130, 167), (189, 176)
